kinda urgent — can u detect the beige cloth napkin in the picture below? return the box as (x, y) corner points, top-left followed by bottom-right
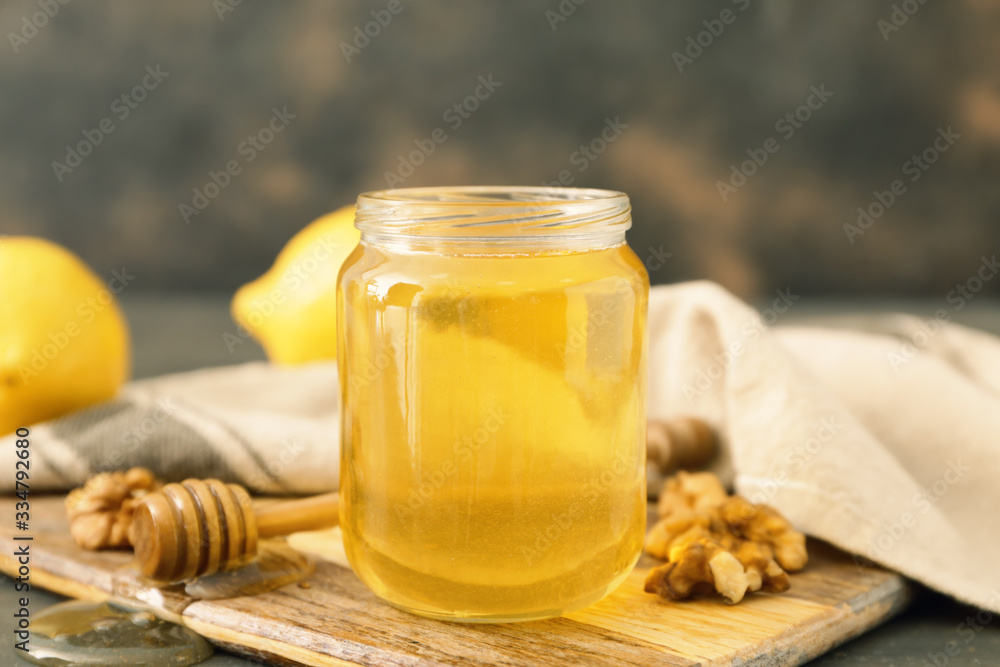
(649, 281), (1000, 614)
(4, 281), (999, 612)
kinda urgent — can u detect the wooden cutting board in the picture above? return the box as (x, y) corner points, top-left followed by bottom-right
(1, 496), (912, 667)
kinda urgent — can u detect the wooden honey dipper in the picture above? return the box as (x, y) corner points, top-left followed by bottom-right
(130, 479), (339, 581)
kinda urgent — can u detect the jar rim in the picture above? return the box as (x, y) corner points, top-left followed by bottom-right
(354, 186), (631, 248)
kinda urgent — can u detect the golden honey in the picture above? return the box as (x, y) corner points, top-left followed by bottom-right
(337, 187), (648, 622)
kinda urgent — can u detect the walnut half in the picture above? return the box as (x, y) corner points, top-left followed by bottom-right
(644, 471), (807, 605)
(65, 468), (161, 550)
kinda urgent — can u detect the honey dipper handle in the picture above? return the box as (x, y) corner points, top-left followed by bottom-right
(255, 492), (341, 538)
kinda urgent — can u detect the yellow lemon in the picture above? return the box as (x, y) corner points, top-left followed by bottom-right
(0, 237), (131, 435)
(231, 205), (360, 364)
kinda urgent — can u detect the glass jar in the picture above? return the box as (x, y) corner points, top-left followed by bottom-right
(337, 186), (648, 622)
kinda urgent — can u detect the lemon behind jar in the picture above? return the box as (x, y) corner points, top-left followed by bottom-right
(0, 237), (131, 436)
(231, 205), (360, 364)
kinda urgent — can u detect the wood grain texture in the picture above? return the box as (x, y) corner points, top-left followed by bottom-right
(255, 492), (339, 538)
(0, 496), (913, 667)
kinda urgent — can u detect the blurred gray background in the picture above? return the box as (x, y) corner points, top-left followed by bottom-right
(4, 6), (1000, 664)
(2, 0), (999, 300)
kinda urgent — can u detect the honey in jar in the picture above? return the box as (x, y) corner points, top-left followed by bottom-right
(337, 187), (648, 622)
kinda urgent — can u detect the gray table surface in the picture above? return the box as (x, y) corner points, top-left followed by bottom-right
(5, 293), (1000, 666)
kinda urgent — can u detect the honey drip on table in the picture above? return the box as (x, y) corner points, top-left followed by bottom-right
(23, 600), (213, 666)
(114, 539), (316, 602)
(183, 540), (316, 599)
(25, 541), (316, 664)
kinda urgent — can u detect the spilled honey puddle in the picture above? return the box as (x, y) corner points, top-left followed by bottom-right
(27, 540), (317, 664)
(183, 540), (316, 599)
(24, 600), (213, 666)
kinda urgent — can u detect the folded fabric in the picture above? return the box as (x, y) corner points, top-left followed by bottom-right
(0, 362), (339, 495)
(648, 281), (1000, 615)
(3, 281), (998, 613)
